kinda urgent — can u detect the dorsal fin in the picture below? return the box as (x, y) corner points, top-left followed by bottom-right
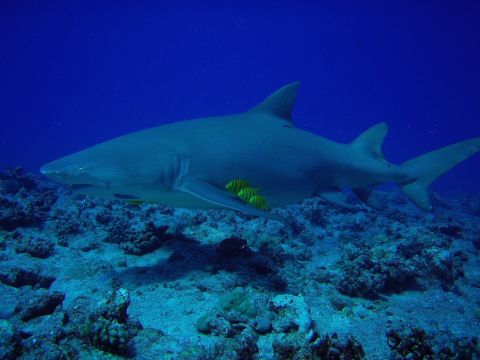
(351, 122), (388, 161)
(247, 82), (300, 122)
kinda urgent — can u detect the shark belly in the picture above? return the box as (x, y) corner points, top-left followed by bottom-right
(183, 139), (320, 208)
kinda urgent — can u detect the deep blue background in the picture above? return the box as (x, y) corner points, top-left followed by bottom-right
(1, 1), (479, 194)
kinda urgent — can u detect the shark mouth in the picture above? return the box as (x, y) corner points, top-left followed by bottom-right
(113, 193), (140, 200)
(70, 183), (96, 190)
(69, 183), (140, 201)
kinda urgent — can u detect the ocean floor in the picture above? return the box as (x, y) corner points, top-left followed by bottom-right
(0, 167), (479, 359)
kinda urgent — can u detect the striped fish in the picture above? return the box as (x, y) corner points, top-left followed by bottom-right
(249, 194), (269, 210)
(237, 187), (258, 202)
(127, 200), (144, 206)
(225, 179), (250, 194)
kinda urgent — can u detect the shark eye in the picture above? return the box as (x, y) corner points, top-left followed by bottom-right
(77, 166), (86, 173)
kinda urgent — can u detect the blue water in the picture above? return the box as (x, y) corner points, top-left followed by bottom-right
(1, 3), (480, 358)
(1, 1), (479, 193)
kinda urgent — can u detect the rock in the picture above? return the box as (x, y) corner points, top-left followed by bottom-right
(15, 234), (55, 258)
(270, 294), (313, 333)
(219, 288), (257, 319)
(196, 314), (214, 335)
(313, 333), (365, 360)
(252, 317), (272, 335)
(387, 327), (434, 360)
(0, 319), (18, 359)
(216, 237), (252, 258)
(17, 290), (65, 321)
(0, 265), (55, 289)
(89, 316), (132, 355)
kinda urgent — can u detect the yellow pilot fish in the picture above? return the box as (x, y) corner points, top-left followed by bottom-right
(127, 199), (145, 206)
(226, 179), (269, 211)
(225, 179), (251, 194)
(237, 187), (259, 202)
(249, 194), (269, 210)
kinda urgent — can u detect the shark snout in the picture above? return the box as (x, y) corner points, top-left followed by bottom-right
(40, 164), (67, 182)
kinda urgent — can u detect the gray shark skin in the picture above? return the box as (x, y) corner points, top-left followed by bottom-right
(41, 82), (480, 220)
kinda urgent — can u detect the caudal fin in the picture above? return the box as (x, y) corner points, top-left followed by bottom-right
(400, 137), (480, 210)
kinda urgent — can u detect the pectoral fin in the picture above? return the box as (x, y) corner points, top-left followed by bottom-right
(180, 178), (283, 221)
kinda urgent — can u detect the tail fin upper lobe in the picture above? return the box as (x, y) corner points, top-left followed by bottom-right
(400, 137), (480, 210)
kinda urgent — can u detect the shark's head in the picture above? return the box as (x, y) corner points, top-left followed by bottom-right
(39, 147), (133, 199)
(39, 141), (185, 201)
(41, 155), (107, 187)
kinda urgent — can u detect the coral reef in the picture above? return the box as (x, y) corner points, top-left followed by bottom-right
(105, 219), (170, 255)
(0, 167), (57, 231)
(387, 326), (480, 360)
(0, 169), (479, 359)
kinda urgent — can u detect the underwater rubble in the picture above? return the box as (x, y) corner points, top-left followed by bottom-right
(0, 167), (479, 359)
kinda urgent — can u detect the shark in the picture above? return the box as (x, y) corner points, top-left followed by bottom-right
(41, 82), (480, 220)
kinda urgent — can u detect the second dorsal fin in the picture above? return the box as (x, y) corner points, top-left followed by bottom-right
(351, 122), (388, 161)
(247, 82), (300, 122)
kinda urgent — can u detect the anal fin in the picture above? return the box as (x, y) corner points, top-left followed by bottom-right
(320, 190), (354, 208)
(352, 187), (384, 209)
